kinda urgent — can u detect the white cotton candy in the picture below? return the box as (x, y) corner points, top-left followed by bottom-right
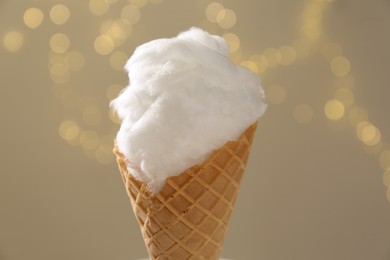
(111, 27), (267, 193)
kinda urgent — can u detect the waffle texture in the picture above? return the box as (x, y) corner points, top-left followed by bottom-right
(114, 123), (257, 260)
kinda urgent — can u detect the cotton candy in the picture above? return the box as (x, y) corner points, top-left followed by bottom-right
(111, 27), (267, 193)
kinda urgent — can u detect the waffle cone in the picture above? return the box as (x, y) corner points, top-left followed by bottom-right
(113, 123), (257, 260)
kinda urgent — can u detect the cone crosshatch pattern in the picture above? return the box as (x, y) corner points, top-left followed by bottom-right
(114, 123), (257, 260)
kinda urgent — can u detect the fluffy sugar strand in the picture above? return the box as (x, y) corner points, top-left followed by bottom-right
(111, 27), (267, 193)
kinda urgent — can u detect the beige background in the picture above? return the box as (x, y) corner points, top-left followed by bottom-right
(1, 0), (390, 259)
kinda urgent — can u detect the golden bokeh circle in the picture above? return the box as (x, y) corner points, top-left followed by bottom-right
(223, 33), (240, 53)
(216, 8), (237, 29)
(324, 99), (345, 120)
(50, 4), (71, 25)
(205, 2), (224, 23)
(23, 7), (44, 29)
(59, 120), (80, 141)
(80, 130), (100, 150)
(50, 33), (70, 53)
(94, 35), (114, 55)
(3, 31), (24, 52)
(357, 121), (381, 146)
(331, 56), (351, 77)
(121, 5), (141, 25)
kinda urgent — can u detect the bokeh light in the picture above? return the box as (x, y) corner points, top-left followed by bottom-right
(3, 31), (24, 52)
(265, 85), (287, 105)
(356, 121), (372, 140)
(49, 54), (68, 82)
(324, 99), (345, 120)
(357, 121), (381, 146)
(250, 54), (268, 74)
(50, 70), (70, 84)
(300, 1), (323, 42)
(89, 0), (109, 16)
(50, 33), (70, 53)
(216, 9), (237, 29)
(49, 52), (66, 65)
(240, 60), (257, 74)
(80, 130), (100, 151)
(50, 4), (71, 25)
(50, 63), (68, 76)
(23, 7), (44, 29)
(100, 20), (132, 47)
(94, 35), (114, 55)
(205, 2), (224, 23)
(121, 5), (141, 25)
(223, 33), (240, 53)
(301, 22), (321, 42)
(331, 56), (351, 77)
(302, 11), (321, 27)
(293, 104), (314, 124)
(59, 120), (80, 141)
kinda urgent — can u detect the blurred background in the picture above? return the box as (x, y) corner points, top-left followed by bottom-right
(1, 0), (390, 259)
